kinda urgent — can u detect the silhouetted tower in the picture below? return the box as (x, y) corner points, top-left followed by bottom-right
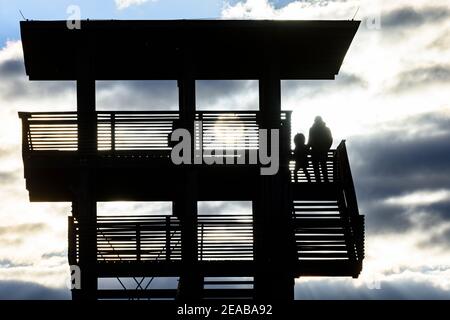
(19, 20), (364, 300)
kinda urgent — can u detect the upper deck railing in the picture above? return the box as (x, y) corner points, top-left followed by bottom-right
(19, 110), (291, 158)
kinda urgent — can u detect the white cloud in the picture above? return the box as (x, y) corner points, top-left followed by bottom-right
(222, 0), (276, 19)
(115, 0), (155, 10)
(222, 0), (360, 20)
(0, 40), (74, 289)
(0, 40), (23, 63)
(384, 190), (450, 207)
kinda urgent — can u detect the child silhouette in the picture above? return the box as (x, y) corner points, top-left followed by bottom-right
(293, 133), (311, 183)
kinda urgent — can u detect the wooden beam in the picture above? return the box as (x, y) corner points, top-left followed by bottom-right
(77, 79), (97, 154)
(72, 175), (98, 301)
(72, 36), (98, 300)
(255, 53), (295, 300)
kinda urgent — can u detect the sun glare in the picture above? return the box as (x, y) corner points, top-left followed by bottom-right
(209, 115), (246, 149)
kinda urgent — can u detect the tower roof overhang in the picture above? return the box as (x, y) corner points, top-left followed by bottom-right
(20, 19), (359, 81)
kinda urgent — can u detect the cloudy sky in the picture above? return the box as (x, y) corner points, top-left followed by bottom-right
(0, 0), (450, 299)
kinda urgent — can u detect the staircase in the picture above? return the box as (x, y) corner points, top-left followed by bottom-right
(290, 140), (364, 277)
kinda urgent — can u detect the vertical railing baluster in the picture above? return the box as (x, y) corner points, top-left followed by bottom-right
(111, 113), (116, 154)
(285, 111), (292, 151)
(333, 148), (338, 183)
(19, 113), (32, 153)
(198, 112), (203, 159)
(136, 223), (141, 261)
(68, 216), (77, 265)
(166, 216), (171, 261)
(200, 223), (204, 261)
(336, 140), (361, 263)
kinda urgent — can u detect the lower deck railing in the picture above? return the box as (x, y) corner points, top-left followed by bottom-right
(69, 213), (254, 264)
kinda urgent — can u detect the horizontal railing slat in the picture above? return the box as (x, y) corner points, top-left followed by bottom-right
(20, 111), (291, 156)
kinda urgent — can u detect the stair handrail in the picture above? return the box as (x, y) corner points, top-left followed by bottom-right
(335, 140), (365, 265)
(336, 140), (360, 217)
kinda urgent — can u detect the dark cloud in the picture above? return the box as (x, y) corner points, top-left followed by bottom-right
(353, 133), (450, 182)
(381, 6), (450, 29)
(336, 73), (368, 87)
(285, 72), (367, 90)
(410, 110), (450, 129)
(0, 56), (260, 111)
(425, 202), (450, 225)
(295, 277), (450, 299)
(391, 65), (450, 93)
(381, 264), (450, 276)
(0, 170), (17, 184)
(351, 111), (450, 190)
(363, 198), (450, 237)
(282, 72), (367, 98)
(41, 251), (67, 259)
(362, 203), (413, 234)
(96, 80), (261, 111)
(0, 280), (69, 299)
(0, 77), (74, 103)
(0, 59), (24, 76)
(0, 45), (360, 111)
(196, 80), (258, 110)
(96, 80), (178, 110)
(0, 54), (75, 103)
(348, 111), (450, 236)
(419, 225), (450, 250)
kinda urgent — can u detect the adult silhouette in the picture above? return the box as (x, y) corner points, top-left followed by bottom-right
(308, 116), (333, 182)
(293, 133), (311, 183)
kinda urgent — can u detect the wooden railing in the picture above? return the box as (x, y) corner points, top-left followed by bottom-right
(97, 111), (179, 152)
(19, 112), (79, 152)
(198, 214), (254, 261)
(69, 215), (182, 263)
(196, 112), (259, 151)
(69, 213), (254, 263)
(19, 111), (291, 158)
(335, 140), (365, 266)
(289, 150), (336, 183)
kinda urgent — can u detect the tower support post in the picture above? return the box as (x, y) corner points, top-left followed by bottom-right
(254, 51), (295, 300)
(72, 35), (98, 300)
(175, 48), (202, 300)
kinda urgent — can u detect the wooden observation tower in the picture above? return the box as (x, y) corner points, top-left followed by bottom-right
(19, 20), (364, 300)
